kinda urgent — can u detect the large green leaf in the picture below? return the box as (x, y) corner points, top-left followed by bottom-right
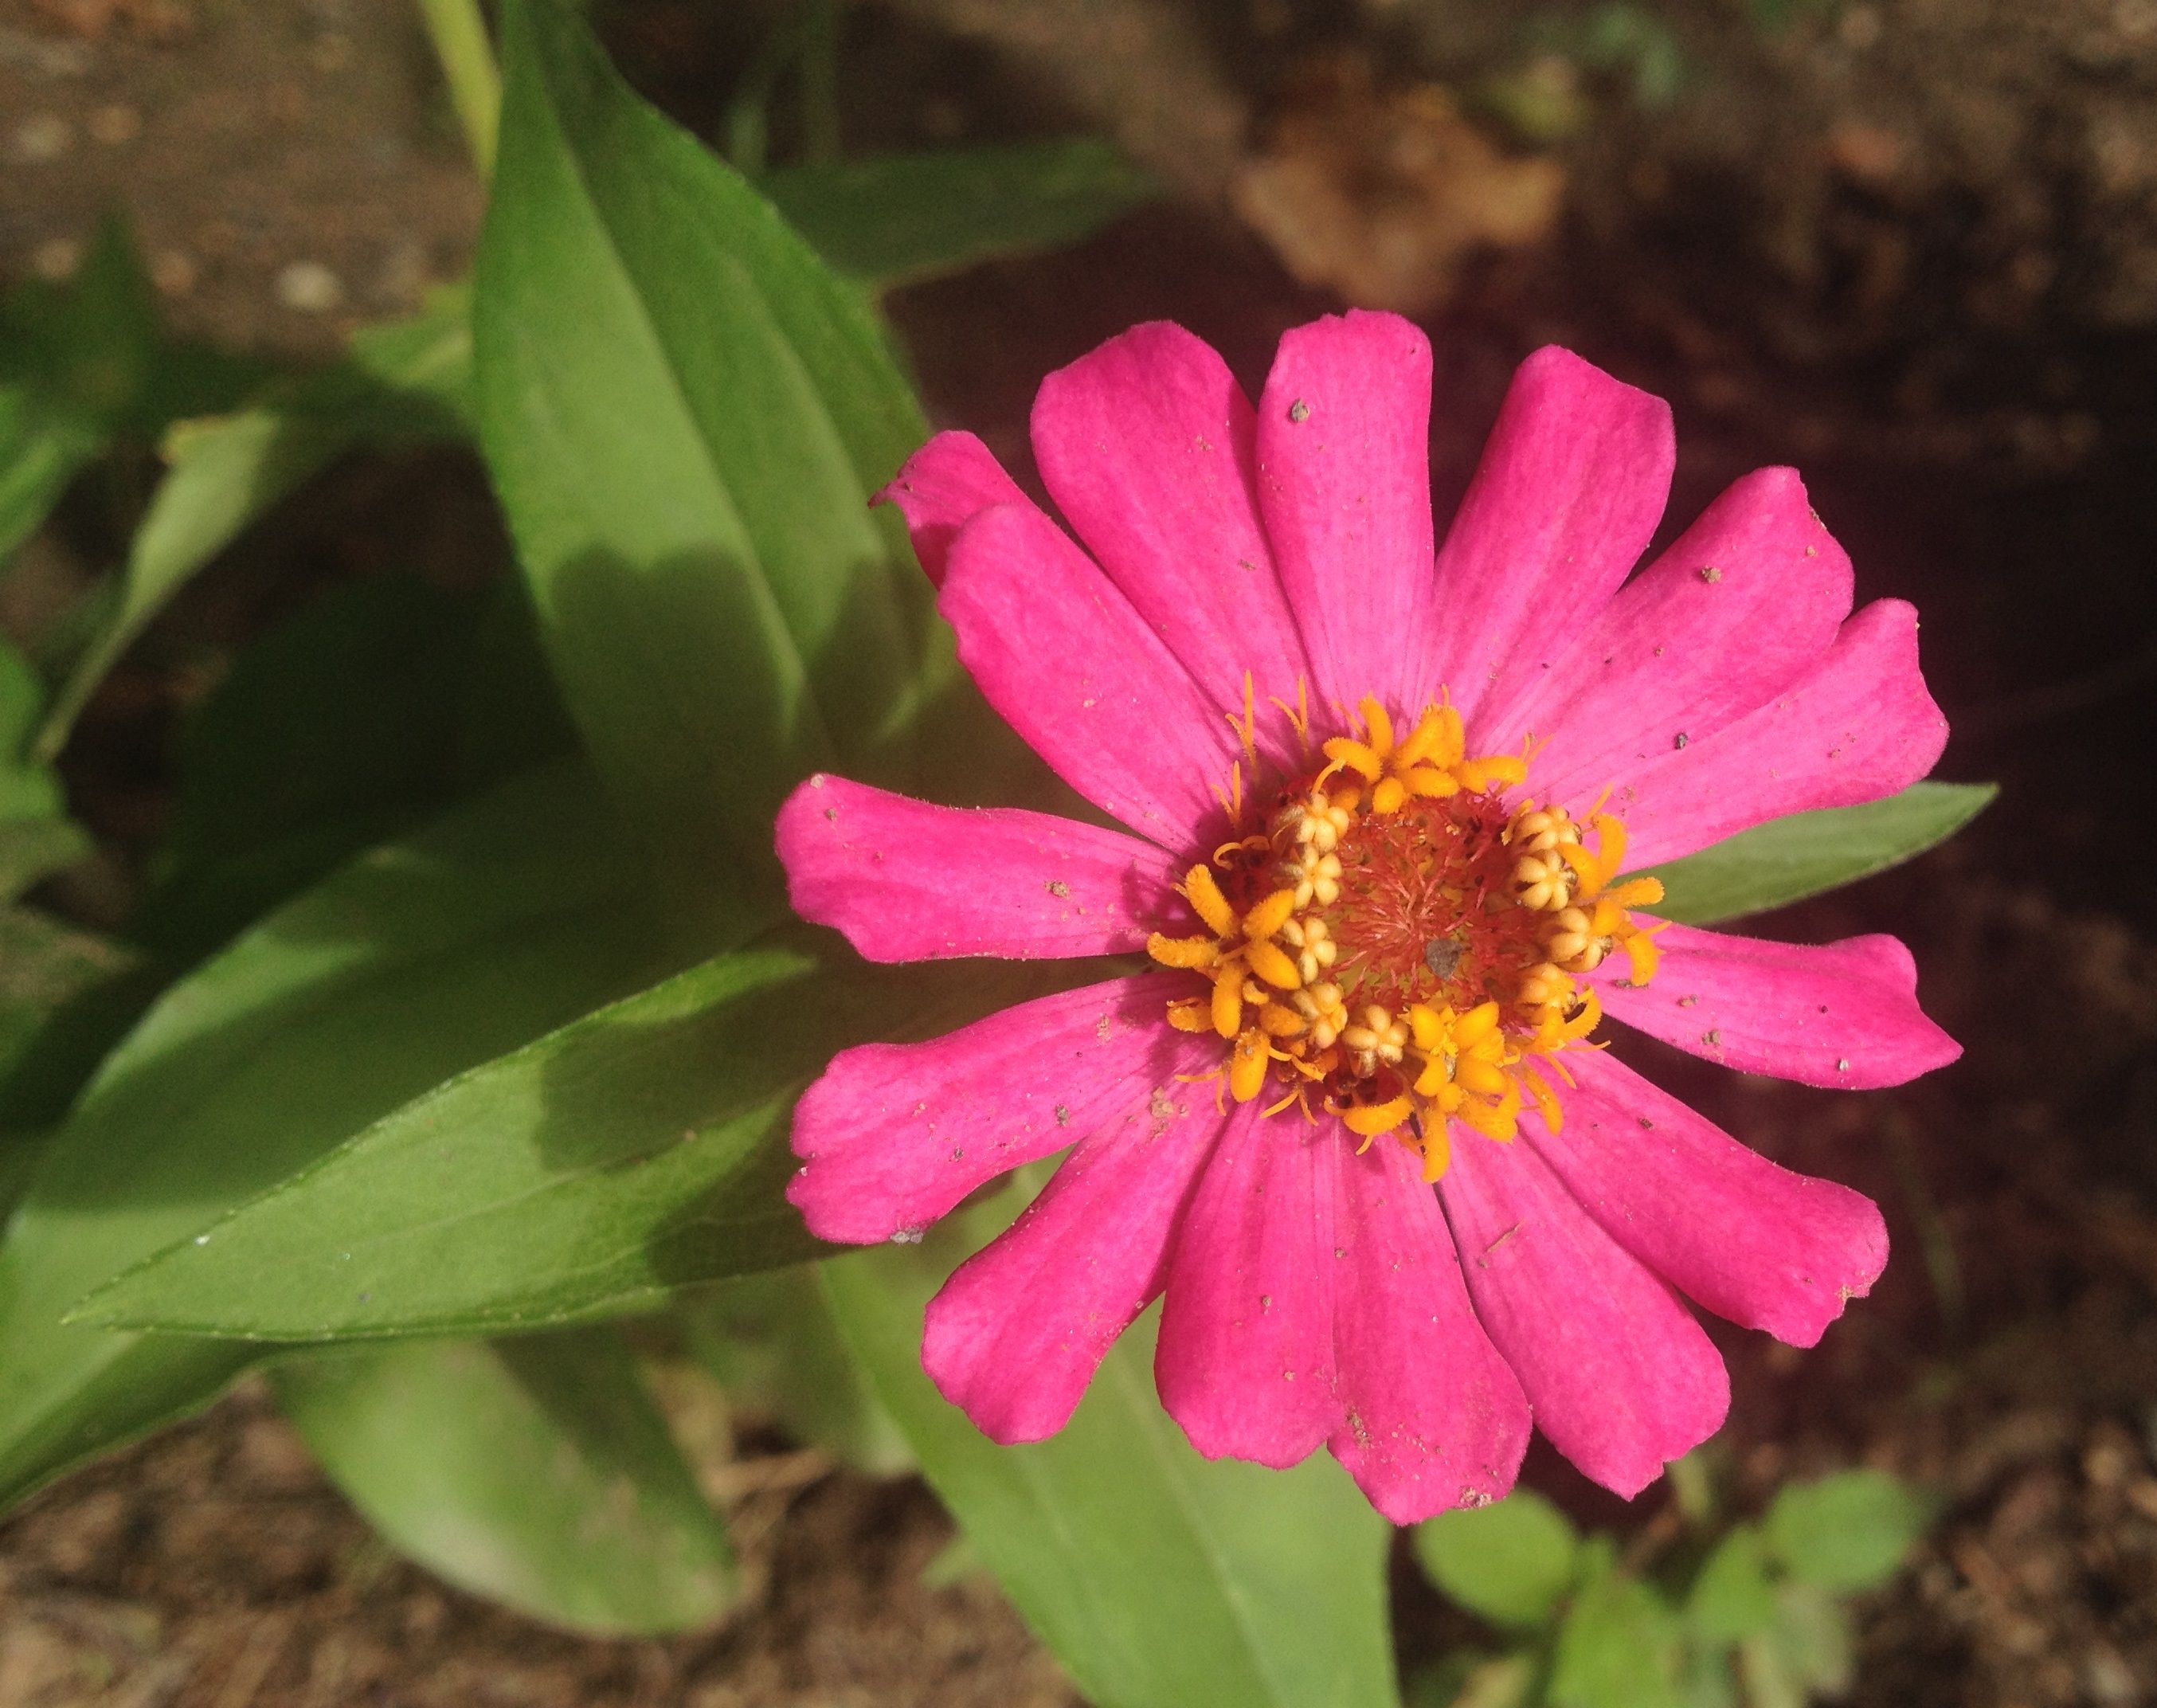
(824, 1237), (1399, 1708)
(0, 764), (678, 1510)
(1637, 782), (1994, 926)
(677, 1267), (912, 1475)
(475, 0), (948, 872)
(73, 948), (827, 1339)
(766, 139), (1160, 288)
(36, 289), (472, 760)
(132, 571), (573, 962)
(72, 949), (1076, 1340)
(275, 1329), (734, 1634)
(0, 907), (155, 1130)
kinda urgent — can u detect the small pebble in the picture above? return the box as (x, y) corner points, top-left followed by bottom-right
(11, 114), (73, 164)
(30, 237), (81, 282)
(2085, 1647), (2139, 1707)
(309, 31), (354, 72)
(86, 104), (141, 147)
(151, 249), (198, 297)
(372, 237), (429, 306)
(276, 259), (344, 314)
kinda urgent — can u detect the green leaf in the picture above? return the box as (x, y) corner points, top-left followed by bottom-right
(1736, 1585), (1853, 1708)
(0, 764), (679, 1510)
(824, 1236), (1399, 1708)
(919, 1533), (988, 1589)
(73, 949), (1067, 1342)
(0, 215), (268, 570)
(0, 821), (88, 903)
(1637, 782), (1994, 926)
(1763, 1469), (1931, 1592)
(766, 139), (1161, 288)
(0, 631), (69, 825)
(679, 1267), (911, 1475)
(0, 218), (260, 574)
(1548, 1541), (1685, 1708)
(0, 1133), (48, 1227)
(133, 570), (574, 962)
(1409, 1653), (1538, 1708)
(0, 634), (38, 759)
(275, 1328), (734, 1634)
(0, 217), (162, 431)
(35, 288), (472, 761)
(72, 947), (827, 1340)
(0, 906), (155, 1129)
(476, 0), (948, 871)
(1678, 1644), (1739, 1708)
(1685, 1524), (1778, 1646)
(0, 383), (103, 567)
(1415, 1487), (1582, 1630)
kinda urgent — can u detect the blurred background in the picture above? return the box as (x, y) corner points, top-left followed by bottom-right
(2, 1), (2154, 1703)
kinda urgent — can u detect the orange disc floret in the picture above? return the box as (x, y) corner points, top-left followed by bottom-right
(1145, 684), (1669, 1179)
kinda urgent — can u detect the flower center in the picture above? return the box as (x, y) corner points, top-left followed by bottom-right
(1145, 692), (1668, 1181)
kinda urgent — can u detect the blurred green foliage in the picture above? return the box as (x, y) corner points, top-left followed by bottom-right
(1411, 1464), (1935, 1708)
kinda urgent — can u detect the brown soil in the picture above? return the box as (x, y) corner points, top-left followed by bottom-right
(0, 1382), (1074, 1708)
(3, 2), (2156, 1706)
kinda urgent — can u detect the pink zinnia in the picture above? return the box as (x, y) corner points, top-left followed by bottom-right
(777, 312), (1959, 1523)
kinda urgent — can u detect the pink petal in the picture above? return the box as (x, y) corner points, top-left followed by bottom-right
(1483, 468), (1853, 788)
(1596, 923), (1961, 1089)
(1437, 1136), (1729, 1499)
(1155, 1104), (1340, 1467)
(777, 774), (1180, 963)
(941, 503), (1239, 849)
(922, 1079), (1227, 1442)
(1426, 347), (1675, 729)
(1525, 1048), (1888, 1348)
(875, 429), (1030, 588)
(1033, 323), (1309, 728)
(789, 977), (1189, 1244)
(1325, 1133), (1531, 1523)
(1253, 311), (1441, 719)
(1600, 599), (1948, 868)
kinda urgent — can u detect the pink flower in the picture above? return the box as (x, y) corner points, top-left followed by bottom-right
(776, 312), (1959, 1523)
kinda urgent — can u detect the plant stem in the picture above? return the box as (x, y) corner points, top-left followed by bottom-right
(417, 0), (501, 178)
(797, 0), (844, 165)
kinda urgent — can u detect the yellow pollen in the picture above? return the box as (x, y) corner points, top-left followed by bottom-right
(1151, 684), (1666, 1182)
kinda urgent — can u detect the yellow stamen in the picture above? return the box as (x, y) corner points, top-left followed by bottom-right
(1147, 934), (1219, 971)
(1146, 678), (1661, 1171)
(1322, 737), (1384, 782)
(1211, 960), (1246, 1039)
(1343, 1095), (1412, 1138)
(1242, 887), (1299, 940)
(1166, 996), (1212, 1033)
(1181, 864), (1237, 937)
(1244, 938), (1302, 991)
(1227, 1028), (1270, 1102)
